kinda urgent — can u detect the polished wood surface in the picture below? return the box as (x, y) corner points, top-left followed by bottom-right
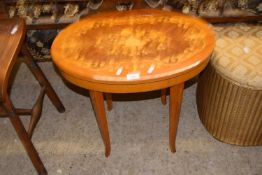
(169, 83), (184, 152)
(89, 90), (111, 157)
(52, 9), (215, 156)
(105, 93), (113, 111)
(161, 89), (167, 105)
(0, 18), (65, 175)
(52, 9), (215, 93)
(0, 18), (25, 101)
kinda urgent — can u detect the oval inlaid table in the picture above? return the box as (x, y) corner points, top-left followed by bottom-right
(51, 9), (215, 157)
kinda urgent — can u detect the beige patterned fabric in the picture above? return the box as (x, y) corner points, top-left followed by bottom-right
(212, 23), (262, 90)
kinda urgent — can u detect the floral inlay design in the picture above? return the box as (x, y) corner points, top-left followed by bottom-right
(55, 14), (207, 74)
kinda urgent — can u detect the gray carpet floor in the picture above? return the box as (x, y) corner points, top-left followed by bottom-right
(0, 62), (261, 175)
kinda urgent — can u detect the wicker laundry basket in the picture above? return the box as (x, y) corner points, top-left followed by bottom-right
(196, 23), (262, 146)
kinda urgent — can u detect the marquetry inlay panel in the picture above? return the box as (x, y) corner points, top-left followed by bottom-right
(51, 10), (215, 82)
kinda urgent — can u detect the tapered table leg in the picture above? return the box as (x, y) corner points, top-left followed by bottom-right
(105, 93), (113, 111)
(89, 90), (111, 157)
(169, 83), (184, 153)
(161, 89), (167, 105)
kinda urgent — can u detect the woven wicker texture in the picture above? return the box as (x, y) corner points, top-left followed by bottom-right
(197, 64), (262, 146)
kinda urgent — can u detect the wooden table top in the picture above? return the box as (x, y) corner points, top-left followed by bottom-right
(51, 9), (215, 91)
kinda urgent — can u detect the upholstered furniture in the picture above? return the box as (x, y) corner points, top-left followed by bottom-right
(197, 23), (262, 146)
(0, 18), (65, 174)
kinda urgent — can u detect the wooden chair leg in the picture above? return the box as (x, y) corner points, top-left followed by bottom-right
(0, 104), (8, 117)
(105, 93), (113, 111)
(169, 83), (184, 153)
(161, 89), (167, 105)
(4, 98), (47, 175)
(15, 108), (31, 115)
(20, 44), (65, 113)
(28, 87), (46, 139)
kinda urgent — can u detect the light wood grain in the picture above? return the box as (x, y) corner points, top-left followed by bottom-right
(89, 90), (111, 157)
(51, 9), (215, 92)
(52, 9), (215, 156)
(169, 83), (184, 152)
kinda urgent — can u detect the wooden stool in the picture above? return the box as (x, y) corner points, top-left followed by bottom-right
(0, 18), (65, 175)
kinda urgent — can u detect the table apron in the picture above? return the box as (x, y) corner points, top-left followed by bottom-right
(60, 60), (208, 93)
